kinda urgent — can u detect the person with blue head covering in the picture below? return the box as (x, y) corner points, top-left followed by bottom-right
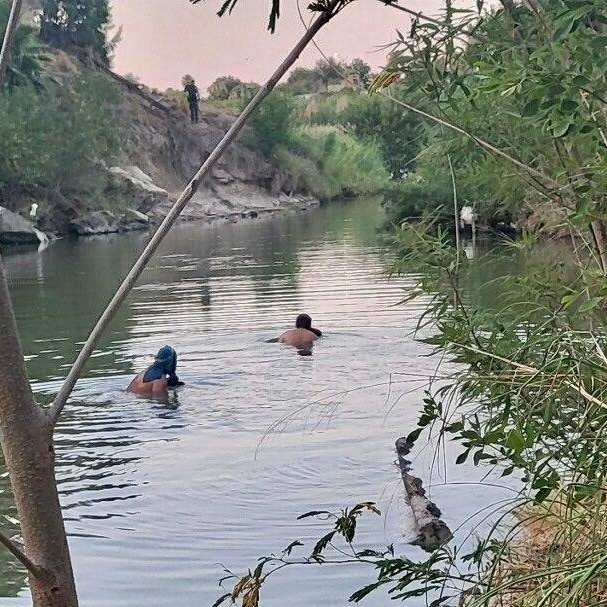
(127, 345), (184, 396)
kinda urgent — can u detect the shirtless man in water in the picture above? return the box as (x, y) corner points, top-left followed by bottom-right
(276, 314), (322, 351)
(127, 345), (183, 397)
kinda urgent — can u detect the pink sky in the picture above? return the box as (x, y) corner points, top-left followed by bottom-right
(110, 0), (444, 92)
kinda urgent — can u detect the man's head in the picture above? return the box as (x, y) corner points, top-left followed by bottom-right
(155, 345), (177, 374)
(295, 313), (312, 330)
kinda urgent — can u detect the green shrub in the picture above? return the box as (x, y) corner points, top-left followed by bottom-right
(246, 91), (390, 201)
(303, 92), (423, 180)
(277, 125), (389, 200)
(274, 146), (336, 199)
(0, 0), (48, 91)
(339, 93), (422, 179)
(247, 91), (295, 157)
(0, 73), (121, 198)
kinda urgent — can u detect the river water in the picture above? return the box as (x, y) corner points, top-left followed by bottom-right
(0, 198), (511, 606)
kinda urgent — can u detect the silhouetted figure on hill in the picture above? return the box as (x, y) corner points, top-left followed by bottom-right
(184, 80), (200, 123)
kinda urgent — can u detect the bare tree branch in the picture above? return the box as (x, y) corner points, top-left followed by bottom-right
(0, 528), (44, 579)
(376, 0), (483, 43)
(375, 0), (445, 27)
(0, 0), (23, 90)
(48, 0), (345, 424)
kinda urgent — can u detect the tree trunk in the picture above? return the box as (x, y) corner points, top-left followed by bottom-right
(590, 220), (607, 276)
(0, 256), (78, 607)
(395, 438), (453, 552)
(0, 0), (24, 89)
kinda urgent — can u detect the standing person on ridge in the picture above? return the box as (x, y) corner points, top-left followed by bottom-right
(184, 78), (200, 124)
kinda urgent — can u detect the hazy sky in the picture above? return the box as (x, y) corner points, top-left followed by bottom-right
(110, 0), (443, 91)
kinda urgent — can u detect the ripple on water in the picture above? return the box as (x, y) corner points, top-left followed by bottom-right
(1, 199), (513, 607)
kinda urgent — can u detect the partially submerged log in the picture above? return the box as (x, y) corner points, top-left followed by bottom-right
(395, 437), (453, 552)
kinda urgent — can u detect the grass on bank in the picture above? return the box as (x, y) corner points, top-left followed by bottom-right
(274, 125), (389, 200)
(246, 91), (391, 201)
(475, 493), (607, 607)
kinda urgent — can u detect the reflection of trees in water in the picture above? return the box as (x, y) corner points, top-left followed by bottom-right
(0, 454), (27, 596)
(311, 196), (384, 248)
(0, 395), (186, 598)
(4, 233), (149, 384)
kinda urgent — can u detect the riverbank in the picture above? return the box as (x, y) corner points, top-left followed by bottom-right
(0, 189), (320, 250)
(0, 50), (321, 247)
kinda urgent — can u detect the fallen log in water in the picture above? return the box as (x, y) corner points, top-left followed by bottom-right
(395, 437), (453, 552)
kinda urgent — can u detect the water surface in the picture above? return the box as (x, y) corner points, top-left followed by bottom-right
(0, 198), (511, 606)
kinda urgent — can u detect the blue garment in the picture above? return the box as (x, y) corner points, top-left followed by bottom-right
(143, 346), (182, 386)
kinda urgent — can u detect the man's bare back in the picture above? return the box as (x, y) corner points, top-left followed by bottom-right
(127, 372), (168, 397)
(278, 328), (319, 350)
(271, 313), (322, 353)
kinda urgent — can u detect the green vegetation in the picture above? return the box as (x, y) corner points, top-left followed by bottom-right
(277, 125), (389, 199)
(0, 0), (46, 90)
(204, 56), (422, 201)
(375, 0), (607, 233)
(247, 90), (294, 156)
(0, 1), (123, 216)
(308, 92), (422, 179)
(0, 0), (125, 212)
(382, 2), (607, 602)
(247, 89), (390, 200)
(0, 72), (121, 206)
(40, 0), (115, 63)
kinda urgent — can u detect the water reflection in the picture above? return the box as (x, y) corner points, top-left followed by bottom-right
(0, 460), (24, 597)
(0, 198), (512, 606)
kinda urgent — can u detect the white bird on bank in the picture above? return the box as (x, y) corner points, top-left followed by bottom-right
(459, 206), (477, 260)
(460, 206), (476, 225)
(29, 203), (39, 218)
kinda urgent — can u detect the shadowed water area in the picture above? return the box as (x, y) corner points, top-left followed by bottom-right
(0, 198), (511, 606)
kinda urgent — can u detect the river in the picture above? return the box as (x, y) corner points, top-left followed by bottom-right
(0, 197), (511, 606)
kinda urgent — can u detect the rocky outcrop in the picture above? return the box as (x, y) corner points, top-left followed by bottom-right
(55, 80), (319, 238)
(121, 98), (276, 195)
(107, 166), (170, 214)
(148, 181), (319, 224)
(0, 206), (44, 245)
(68, 208), (149, 236)
(113, 83), (313, 225)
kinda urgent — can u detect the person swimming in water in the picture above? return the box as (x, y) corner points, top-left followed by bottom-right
(274, 314), (322, 353)
(127, 345), (184, 396)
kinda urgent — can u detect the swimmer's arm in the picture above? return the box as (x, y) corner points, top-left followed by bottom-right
(126, 373), (142, 392)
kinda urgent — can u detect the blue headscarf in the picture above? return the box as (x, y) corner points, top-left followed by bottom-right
(143, 346), (180, 385)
